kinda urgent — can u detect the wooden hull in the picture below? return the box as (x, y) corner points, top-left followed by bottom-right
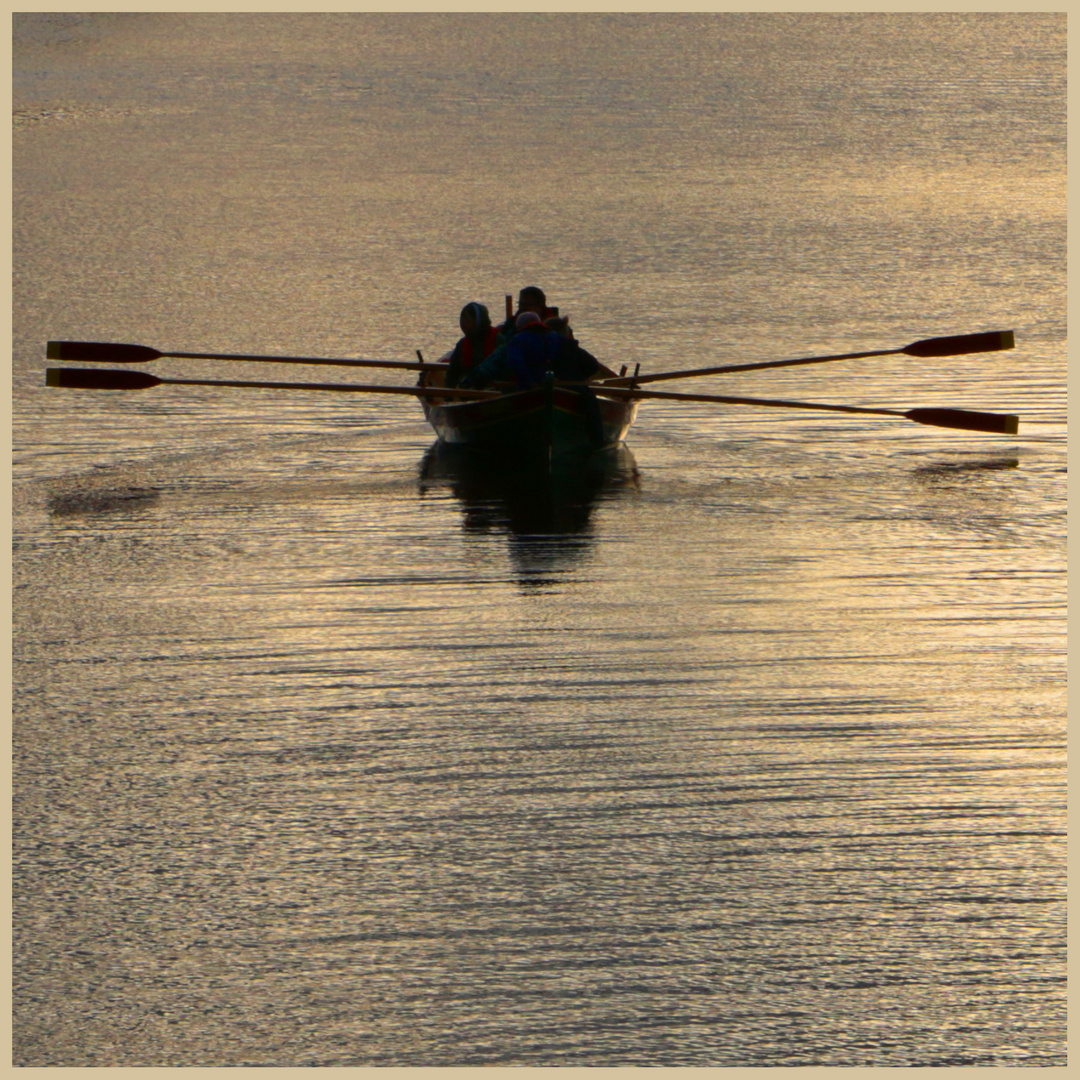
(421, 381), (638, 454)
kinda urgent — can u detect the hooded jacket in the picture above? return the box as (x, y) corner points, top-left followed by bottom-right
(507, 325), (563, 389)
(445, 302), (498, 387)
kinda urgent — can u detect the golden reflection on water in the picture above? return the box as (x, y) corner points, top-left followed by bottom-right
(13, 10), (1065, 1069)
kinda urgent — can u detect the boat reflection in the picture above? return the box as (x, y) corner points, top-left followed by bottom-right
(418, 442), (640, 589)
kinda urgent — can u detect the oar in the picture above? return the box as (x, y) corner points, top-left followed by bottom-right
(601, 330), (1016, 387)
(46, 340), (444, 374)
(598, 385), (1019, 435)
(45, 367), (498, 400)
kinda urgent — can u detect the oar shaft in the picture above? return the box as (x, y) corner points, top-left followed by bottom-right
(46, 368), (1019, 433)
(598, 385), (1018, 433)
(603, 348), (900, 387)
(601, 330), (1015, 387)
(161, 375), (497, 399)
(165, 351), (438, 372)
(47, 340), (442, 373)
(600, 385), (904, 417)
(45, 367), (498, 400)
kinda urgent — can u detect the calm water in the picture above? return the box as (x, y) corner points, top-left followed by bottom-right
(12, 13), (1066, 1068)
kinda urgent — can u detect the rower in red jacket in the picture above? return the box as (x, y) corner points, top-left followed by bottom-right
(444, 302), (500, 387)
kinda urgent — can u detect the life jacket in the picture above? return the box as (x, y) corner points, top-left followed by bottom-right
(458, 327), (499, 369)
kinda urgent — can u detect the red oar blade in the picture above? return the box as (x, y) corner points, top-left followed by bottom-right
(46, 367), (161, 390)
(46, 341), (164, 363)
(905, 407), (1019, 435)
(903, 331), (1014, 358)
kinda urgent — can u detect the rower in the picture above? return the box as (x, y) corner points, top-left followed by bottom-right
(496, 286), (561, 342)
(506, 311), (560, 389)
(444, 302), (499, 388)
(518, 285), (556, 321)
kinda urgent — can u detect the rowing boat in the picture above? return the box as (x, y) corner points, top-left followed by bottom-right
(418, 368), (638, 454)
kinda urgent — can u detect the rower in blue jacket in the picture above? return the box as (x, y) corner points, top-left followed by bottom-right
(507, 311), (561, 389)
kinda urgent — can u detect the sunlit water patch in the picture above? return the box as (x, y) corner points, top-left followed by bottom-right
(13, 11), (1065, 1068)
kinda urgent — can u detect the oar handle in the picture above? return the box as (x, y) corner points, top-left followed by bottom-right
(600, 385), (904, 416)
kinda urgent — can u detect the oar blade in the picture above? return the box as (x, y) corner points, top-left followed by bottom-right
(46, 367), (161, 390)
(903, 330), (1015, 358)
(46, 341), (163, 363)
(906, 407), (1019, 435)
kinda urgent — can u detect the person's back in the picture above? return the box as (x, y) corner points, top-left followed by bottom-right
(506, 312), (562, 389)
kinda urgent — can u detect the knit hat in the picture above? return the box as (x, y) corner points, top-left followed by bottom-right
(516, 311), (543, 329)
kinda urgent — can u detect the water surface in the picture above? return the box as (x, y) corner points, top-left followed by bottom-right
(12, 13), (1066, 1067)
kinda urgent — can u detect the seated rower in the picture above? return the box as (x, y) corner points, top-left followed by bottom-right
(507, 311), (560, 389)
(496, 286), (561, 342)
(508, 312), (607, 446)
(513, 288), (616, 378)
(461, 310), (616, 389)
(461, 311), (563, 390)
(444, 302), (499, 388)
